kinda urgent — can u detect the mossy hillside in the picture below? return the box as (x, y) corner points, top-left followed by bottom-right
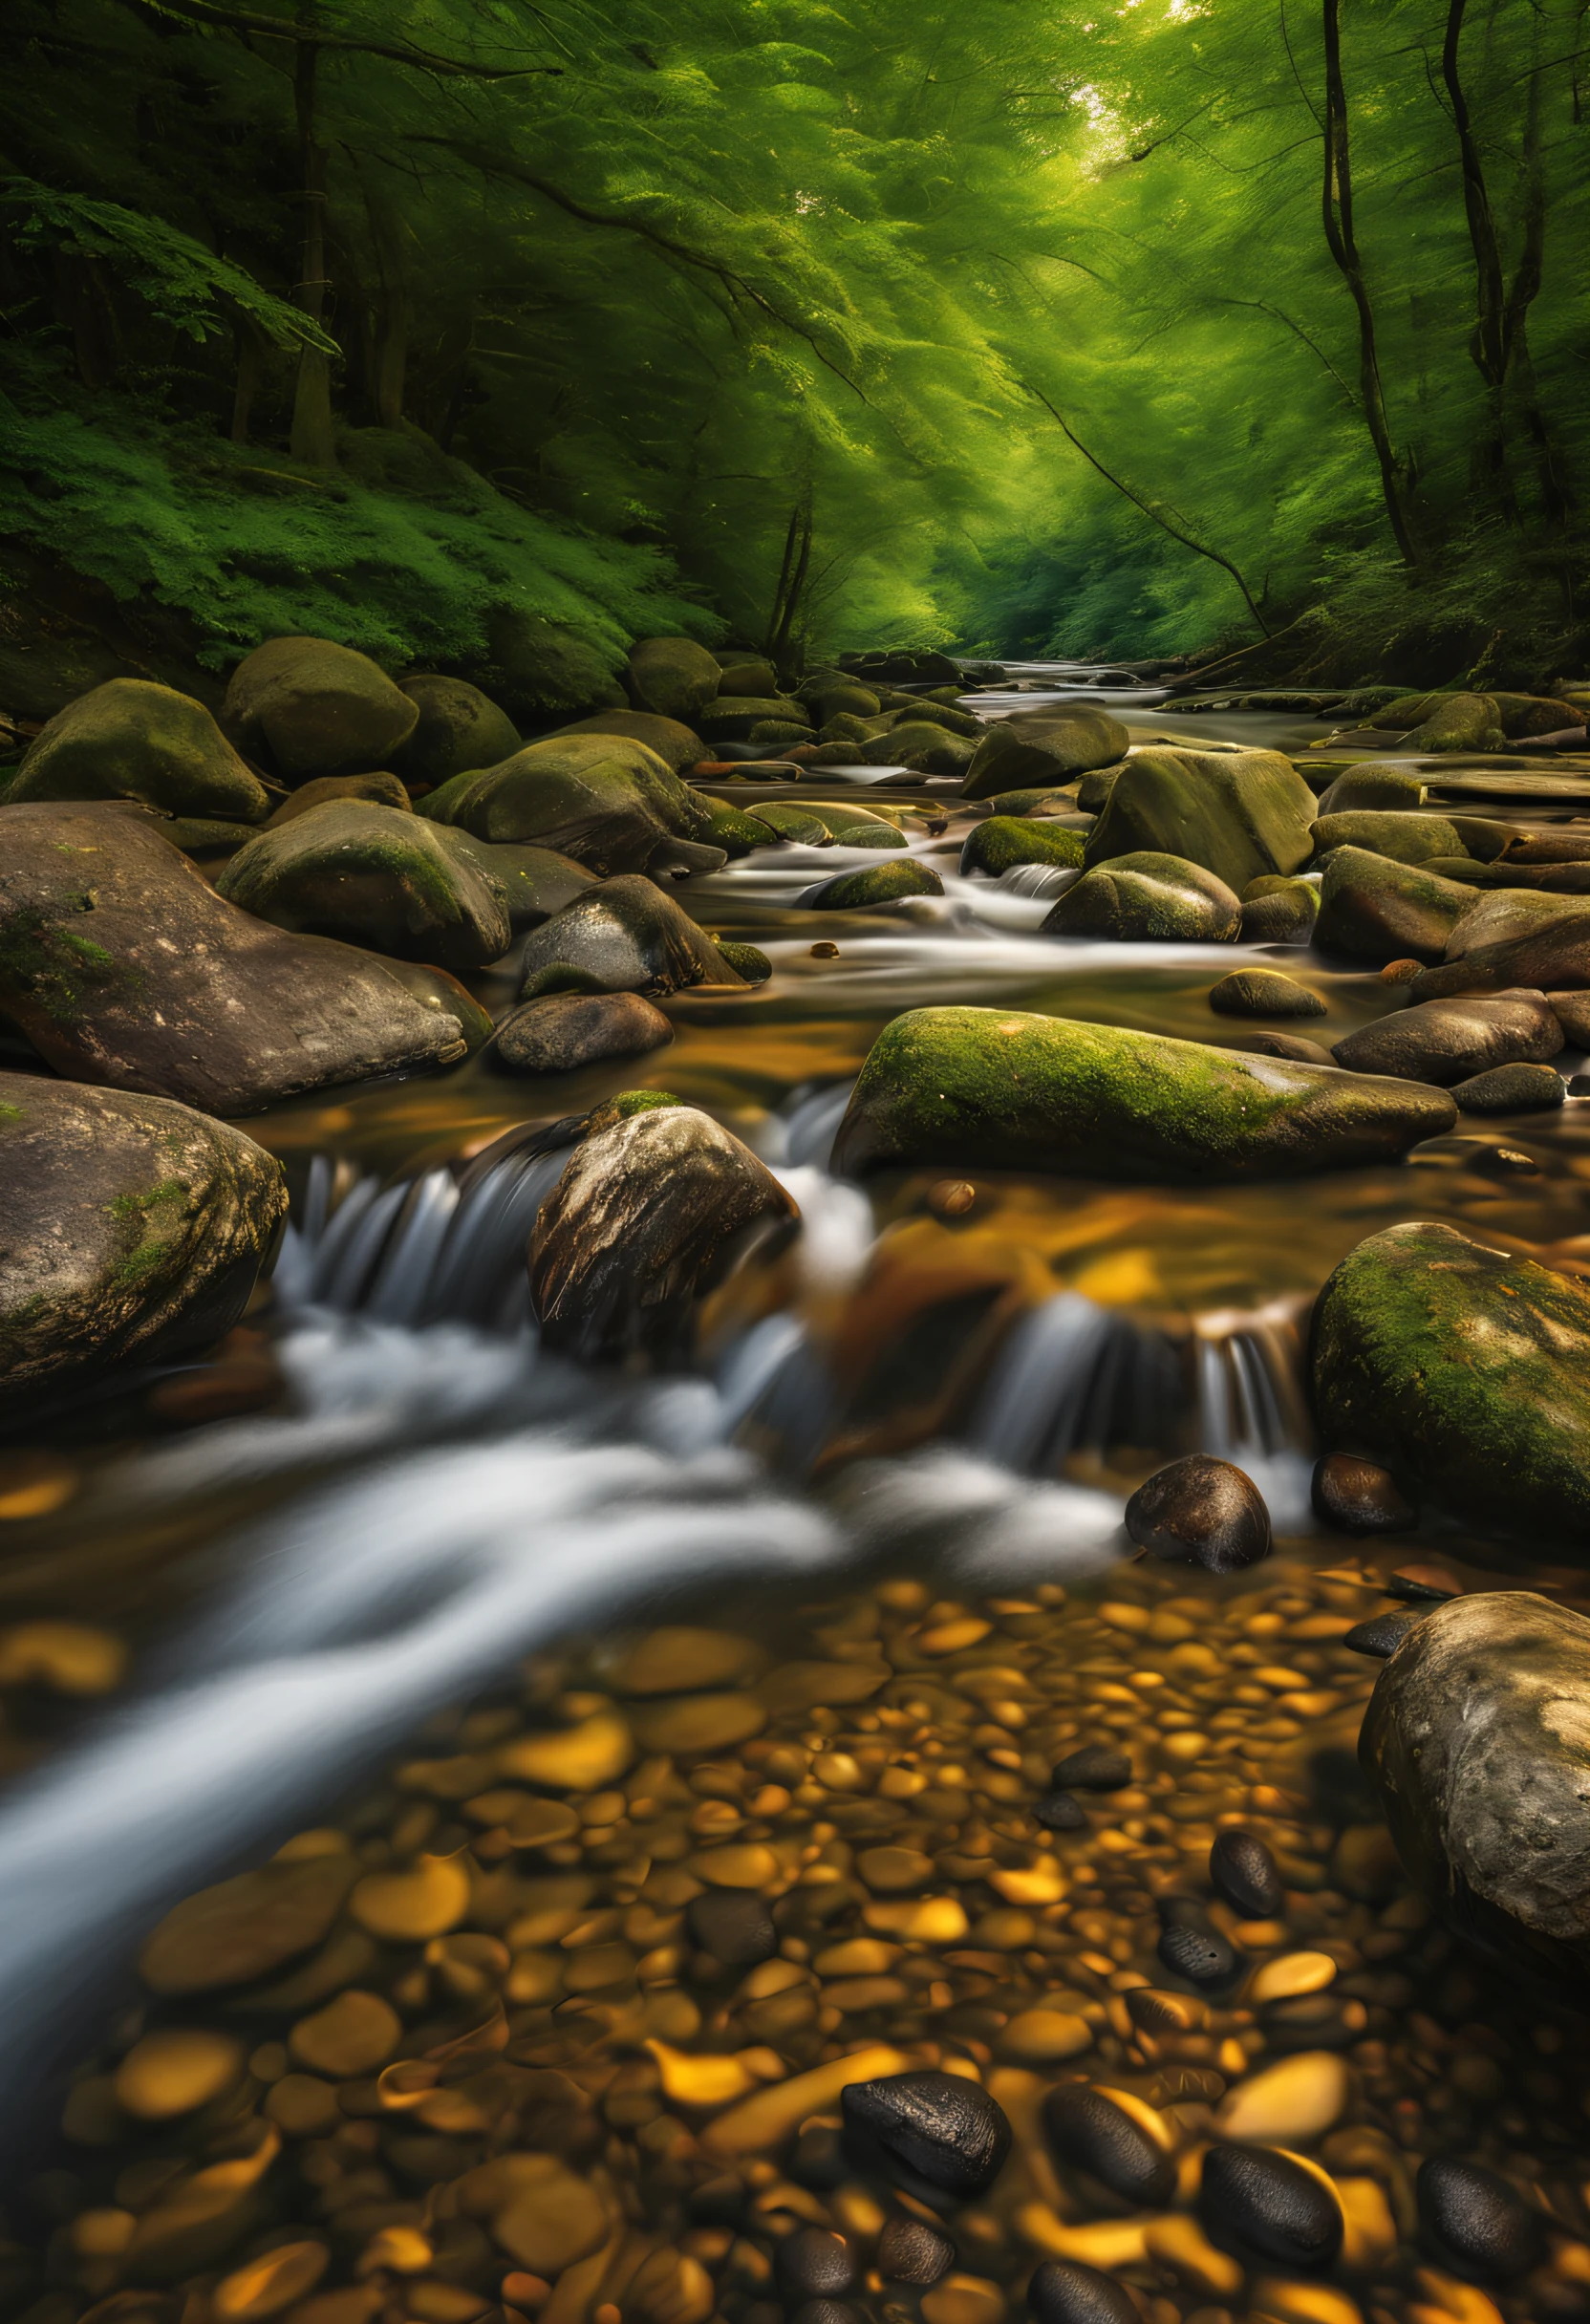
(1312, 1221), (1590, 1542)
(959, 817), (1086, 877)
(830, 1006), (1456, 1181)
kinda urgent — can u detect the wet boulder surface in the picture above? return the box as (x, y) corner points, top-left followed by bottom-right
(1315, 847), (1474, 962)
(419, 735), (721, 876)
(221, 636), (419, 781)
(391, 674), (519, 786)
(518, 874), (746, 1000)
(10, 679), (273, 824)
(1329, 990), (1563, 1083)
(492, 990), (673, 1075)
(1042, 851), (1240, 942)
(1083, 747), (1318, 893)
(961, 708), (1128, 797)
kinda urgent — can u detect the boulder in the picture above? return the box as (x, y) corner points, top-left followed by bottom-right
(528, 1105), (798, 1366)
(0, 1073), (286, 1410)
(419, 737), (721, 877)
(1311, 812), (1468, 866)
(494, 991), (673, 1075)
(1209, 969), (1325, 1019)
(221, 637), (418, 782)
(518, 874), (747, 1001)
(1315, 767), (1427, 814)
(547, 709), (708, 774)
(266, 771), (412, 828)
(0, 803), (467, 1112)
(1237, 1030), (1335, 1065)
(716, 656), (780, 698)
(391, 676), (518, 787)
(961, 711), (1128, 799)
(885, 700), (981, 739)
(1404, 693), (1507, 753)
(698, 696), (812, 745)
(808, 682), (881, 722)
(959, 820), (1085, 878)
(627, 636), (722, 724)
(1083, 749), (1317, 893)
(1042, 853), (1241, 942)
(751, 803), (834, 847)
(1314, 849), (1472, 963)
(323, 949), (493, 1053)
(1453, 1061), (1564, 1111)
(482, 612), (626, 723)
(1410, 905), (1590, 1000)
(830, 1007), (1456, 1182)
(861, 723), (977, 777)
(1551, 992), (1590, 1044)
(805, 861), (945, 911)
(1239, 881), (1320, 944)
(1445, 889), (1583, 958)
(1359, 1592), (1590, 1980)
(1329, 992), (1562, 1084)
(11, 680), (272, 823)
(1312, 1221), (1590, 1540)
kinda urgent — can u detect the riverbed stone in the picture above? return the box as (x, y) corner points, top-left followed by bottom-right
(1314, 848), (1473, 963)
(1551, 991), (1590, 1044)
(1125, 1454), (1271, 1573)
(1209, 969), (1325, 1018)
(865, 723), (977, 777)
(1210, 1829), (1283, 1918)
(1042, 2086), (1173, 2206)
(1199, 2144), (1343, 2271)
(1416, 2157), (1541, 2280)
(528, 1105), (797, 1365)
(1084, 748), (1317, 893)
(1329, 991), (1563, 1083)
(221, 637), (418, 782)
(842, 2068), (1012, 2202)
(140, 1856), (358, 1995)
(0, 803), (468, 1110)
(962, 711), (1128, 799)
(494, 991), (673, 1075)
(806, 861), (945, 911)
(830, 1008), (1456, 1181)
(627, 636), (722, 723)
(1412, 904), (1590, 999)
(0, 1073), (286, 1409)
(518, 875), (745, 1000)
(420, 735), (721, 876)
(1311, 811), (1469, 866)
(1239, 879), (1320, 945)
(1404, 692), (1507, 752)
(1311, 1452), (1416, 1534)
(266, 770), (412, 827)
(1452, 1060), (1564, 1111)
(1027, 2263), (1138, 2324)
(392, 675), (519, 786)
(1043, 852), (1241, 942)
(11, 680), (272, 823)
(1315, 766), (1427, 813)
(1236, 1030), (1335, 1065)
(1312, 1220), (1590, 1540)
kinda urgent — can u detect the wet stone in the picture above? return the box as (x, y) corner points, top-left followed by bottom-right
(1343, 1607), (1428, 1657)
(1027, 2261), (1140, 2324)
(1199, 2141), (1343, 2272)
(1157, 1901), (1239, 1989)
(688, 1889), (777, 1966)
(1417, 2156), (1541, 2281)
(1034, 1790), (1086, 1830)
(1126, 1454), (1272, 1573)
(139, 1857), (356, 1995)
(788, 2304), (863, 2324)
(1209, 968), (1326, 1018)
(842, 2068), (1012, 2202)
(1209, 1827), (1284, 1919)
(1311, 1451), (1416, 1534)
(878, 2216), (955, 2287)
(493, 991), (673, 1075)
(1042, 2085), (1174, 2206)
(779, 2229), (858, 2299)
(1050, 1745), (1131, 1791)
(1452, 1061), (1565, 1111)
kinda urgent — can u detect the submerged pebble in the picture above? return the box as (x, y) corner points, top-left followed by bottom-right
(1210, 1825), (1284, 1917)
(843, 2069), (1012, 2200)
(1199, 2141), (1344, 2271)
(1417, 2155), (1542, 2280)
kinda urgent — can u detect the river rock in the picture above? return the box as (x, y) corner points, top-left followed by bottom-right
(1210, 1829), (1283, 1918)
(1042, 2086), (1173, 2206)
(1199, 2144), (1343, 2271)
(1312, 1221), (1590, 1539)
(841, 2068), (1011, 2203)
(1084, 748), (1317, 893)
(962, 711), (1128, 798)
(1416, 2157), (1540, 2280)
(1316, 766), (1427, 813)
(1345, 1608), (1429, 1656)
(1405, 692), (1507, 752)
(878, 2220), (954, 2289)
(1314, 848), (1473, 962)
(627, 636), (722, 723)
(806, 861), (945, 911)
(494, 991), (673, 1075)
(864, 722), (976, 777)
(1360, 1591), (1590, 1980)
(1311, 1452), (1415, 1533)
(1043, 852), (1241, 941)
(1552, 991), (1590, 1044)
(1311, 811), (1468, 865)
(1027, 2263), (1138, 2324)
(11, 680), (272, 823)
(1052, 1746), (1131, 1791)
(1412, 905), (1590, 999)
(0, 1074), (286, 1409)
(1126, 1454), (1271, 1573)
(689, 1888), (777, 1966)
(1239, 880), (1320, 944)
(482, 613), (626, 723)
(1209, 969), (1324, 1018)
(221, 637), (418, 781)
(698, 696), (812, 746)
(519, 875), (745, 1000)
(323, 948), (493, 1052)
(528, 1105), (798, 1365)
(830, 1008), (1456, 1180)
(266, 771), (412, 827)
(1330, 991), (1562, 1083)
(1453, 1060), (1564, 1111)
(0, 803), (468, 1109)
(779, 2230), (857, 2299)
(718, 655), (780, 698)
(1156, 1902), (1239, 1988)
(392, 675), (519, 786)
(420, 736), (721, 876)
(1237, 1030), (1335, 1065)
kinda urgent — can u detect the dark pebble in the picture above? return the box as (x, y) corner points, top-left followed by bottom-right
(1199, 2141), (1343, 2272)
(1261, 1993), (1362, 2053)
(788, 2304), (864, 2324)
(1042, 2085), (1175, 2206)
(1028, 2261), (1140, 2324)
(1417, 2157), (1541, 2281)
(1386, 1562), (1462, 1603)
(1156, 1901), (1240, 1989)
(1035, 1791), (1087, 1830)
(689, 1889), (777, 1966)
(877, 2218), (955, 2288)
(1125, 1454), (1271, 1574)
(842, 2068), (1012, 2202)
(1343, 1608), (1428, 1658)
(1311, 1451), (1417, 1534)
(1209, 1828), (1284, 1919)
(779, 2231), (857, 2300)
(791, 2121), (849, 2189)
(1050, 1745), (1132, 1792)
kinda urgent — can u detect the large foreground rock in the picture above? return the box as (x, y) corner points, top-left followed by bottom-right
(1084, 749), (1317, 893)
(830, 1008), (1455, 1181)
(11, 680), (272, 823)
(519, 875), (747, 1000)
(0, 1074), (286, 1408)
(1042, 852), (1240, 941)
(1329, 992), (1563, 1083)
(221, 637), (418, 781)
(1313, 1221), (1590, 1541)
(529, 1104), (798, 1365)
(0, 803), (467, 1111)
(1360, 1593), (1590, 1980)
(962, 710), (1128, 798)
(419, 737), (722, 876)
(1314, 848), (1472, 963)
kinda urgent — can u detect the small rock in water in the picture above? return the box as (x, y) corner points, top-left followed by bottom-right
(929, 1179), (978, 1217)
(1126, 1454), (1271, 1573)
(778, 2229), (857, 2298)
(1199, 2141), (1343, 2271)
(1209, 1828), (1284, 1919)
(1156, 1901), (1239, 1989)
(689, 1889), (777, 1966)
(788, 2304), (862, 2324)
(1386, 1561), (1462, 1601)
(1209, 968), (1326, 1018)
(841, 2068), (1012, 2202)
(1382, 958), (1425, 982)
(1050, 1744), (1132, 1791)
(494, 991), (673, 1075)
(1027, 2261), (1140, 2324)
(1452, 1061), (1564, 1111)
(1416, 2156), (1540, 2281)
(1042, 2084), (1174, 2206)
(878, 2217), (954, 2287)
(1311, 1451), (1416, 1533)
(1238, 1030), (1336, 1065)
(1343, 1608), (1427, 1657)
(1034, 1791), (1087, 1831)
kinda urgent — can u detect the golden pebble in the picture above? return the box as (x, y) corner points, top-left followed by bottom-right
(987, 1858), (1065, 1906)
(996, 2010), (1093, 2064)
(356, 2227), (434, 2277)
(114, 2028), (244, 2120)
(692, 1842), (780, 1888)
(214, 2241), (331, 2320)
(858, 1845), (935, 1892)
(864, 1895), (969, 1943)
(1016, 2206), (1147, 2268)
(1250, 2281), (1364, 2324)
(140, 1858), (355, 1995)
(350, 1853), (471, 1943)
(0, 1453), (77, 1520)
(703, 2042), (909, 2155)
(1216, 2052), (1350, 2143)
(1160, 1731), (1213, 1765)
(476, 2156), (611, 2275)
(632, 1693), (768, 1754)
(497, 1711), (634, 1791)
(611, 1627), (763, 1695)
(1143, 2216), (1244, 2299)
(1249, 1952), (1337, 2004)
(290, 1989), (401, 2077)
(264, 2074), (341, 2138)
(645, 2041), (756, 2106)
(813, 1751), (868, 1792)
(814, 1937), (901, 1975)
(73, 2208), (137, 2257)
(921, 2275), (1007, 2324)
(0, 1621), (126, 1694)
(1410, 2272), (1506, 2324)
(1337, 2177), (1399, 2270)
(918, 1619), (993, 1655)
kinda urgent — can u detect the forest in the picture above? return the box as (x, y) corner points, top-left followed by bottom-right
(2, 0), (1587, 694)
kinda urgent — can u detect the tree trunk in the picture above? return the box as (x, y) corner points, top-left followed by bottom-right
(230, 323), (265, 443)
(289, 21), (337, 467)
(361, 183), (410, 431)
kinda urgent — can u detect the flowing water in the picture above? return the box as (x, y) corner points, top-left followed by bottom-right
(6, 671), (1590, 2324)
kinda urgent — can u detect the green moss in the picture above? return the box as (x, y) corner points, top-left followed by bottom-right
(714, 940), (772, 983)
(609, 1089), (685, 1118)
(959, 817), (1086, 877)
(0, 911), (137, 1020)
(0, 1102), (24, 1123)
(107, 1175), (187, 1287)
(811, 859), (942, 910)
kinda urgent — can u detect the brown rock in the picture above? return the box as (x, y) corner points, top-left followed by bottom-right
(1126, 1455), (1272, 1573)
(140, 1857), (357, 1994)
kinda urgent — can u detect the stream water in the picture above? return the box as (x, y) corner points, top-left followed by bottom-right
(5, 670), (1590, 2324)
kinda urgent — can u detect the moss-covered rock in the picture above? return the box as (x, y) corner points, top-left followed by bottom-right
(830, 1007), (1455, 1181)
(1311, 810), (1469, 866)
(221, 636), (419, 782)
(805, 860), (944, 911)
(714, 941), (772, 984)
(959, 818), (1086, 878)
(1405, 693), (1508, 753)
(861, 722), (977, 776)
(11, 679), (273, 824)
(885, 699), (981, 739)
(419, 735), (720, 876)
(0, 1072), (286, 1411)
(1042, 851), (1241, 942)
(698, 695), (812, 744)
(1411, 904), (1590, 998)
(962, 710), (1128, 799)
(748, 803), (833, 846)
(1239, 879), (1320, 944)
(716, 656), (780, 698)
(794, 803), (907, 842)
(482, 612), (626, 724)
(807, 681), (881, 722)
(1445, 890), (1582, 958)
(627, 635), (722, 724)
(547, 708), (709, 774)
(696, 797), (785, 856)
(1315, 766), (1427, 814)
(518, 873), (747, 1000)
(1312, 1221), (1590, 1541)
(266, 770), (412, 827)
(392, 675), (519, 787)
(979, 787), (1082, 818)
(1453, 1060), (1564, 1111)
(302, 941), (496, 1053)
(1083, 747), (1317, 893)
(1314, 848), (1473, 962)
(1209, 969), (1325, 1019)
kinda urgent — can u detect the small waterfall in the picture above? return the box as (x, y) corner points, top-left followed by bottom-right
(1192, 1299), (1318, 1528)
(966, 1291), (1181, 1474)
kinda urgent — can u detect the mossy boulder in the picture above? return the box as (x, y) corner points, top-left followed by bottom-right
(805, 860), (944, 911)
(11, 680), (272, 823)
(1406, 694), (1508, 753)
(1454, 1060), (1564, 1110)
(419, 736), (720, 877)
(716, 656), (780, 698)
(962, 710), (1128, 799)
(1042, 852), (1241, 942)
(518, 873), (747, 1000)
(1314, 848), (1473, 963)
(1084, 748), (1317, 893)
(1313, 1222), (1590, 1541)
(1239, 879), (1320, 944)
(392, 675), (518, 787)
(808, 681), (881, 722)
(959, 818), (1086, 878)
(1209, 969), (1325, 1019)
(980, 787), (1082, 818)
(749, 803), (833, 846)
(1330, 992), (1562, 1084)
(267, 771), (412, 828)
(1311, 811), (1469, 866)
(0, 1073), (287, 1411)
(1315, 766), (1427, 814)
(698, 797), (786, 856)
(796, 803), (907, 843)
(1411, 904), (1590, 999)
(886, 699), (981, 739)
(830, 1007), (1456, 1181)
(221, 636), (418, 782)
(547, 708), (709, 774)
(482, 612), (626, 723)
(1445, 890), (1583, 958)
(698, 696), (812, 744)
(1490, 692), (1585, 739)
(627, 636), (722, 723)
(862, 723), (976, 777)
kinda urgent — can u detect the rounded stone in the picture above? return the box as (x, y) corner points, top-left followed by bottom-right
(1343, 1608), (1428, 1658)
(1198, 2142), (1343, 2272)
(1210, 1828), (1284, 1919)
(1311, 1452), (1416, 1534)
(1238, 1030), (1336, 1065)
(878, 2217), (955, 2287)
(1050, 1745), (1131, 1792)
(494, 991), (673, 1076)
(1209, 970), (1326, 1019)
(1452, 1062), (1565, 1112)
(1417, 2157), (1540, 2281)
(1035, 1792), (1086, 1831)
(1042, 2085), (1174, 2206)
(779, 2230), (857, 2299)
(1156, 1911), (1239, 1990)
(1027, 2260), (1139, 2324)
(841, 2068), (1012, 2201)
(1126, 1455), (1272, 1574)
(788, 2305), (863, 2324)
(688, 1889), (777, 1967)
(114, 2029), (244, 2120)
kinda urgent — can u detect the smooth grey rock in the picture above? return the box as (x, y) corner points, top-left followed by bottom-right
(494, 991), (672, 1075)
